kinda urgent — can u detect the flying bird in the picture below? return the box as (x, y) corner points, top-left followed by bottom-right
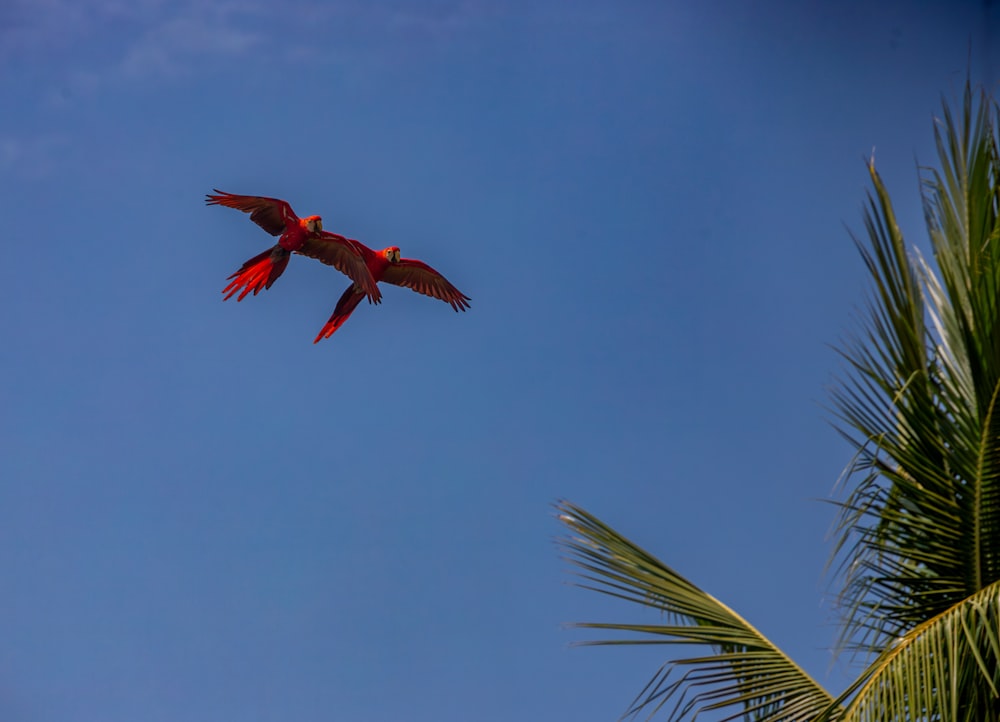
(299, 240), (471, 343)
(206, 190), (380, 303)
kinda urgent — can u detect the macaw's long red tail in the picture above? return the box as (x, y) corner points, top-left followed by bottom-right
(313, 286), (366, 343)
(223, 246), (291, 301)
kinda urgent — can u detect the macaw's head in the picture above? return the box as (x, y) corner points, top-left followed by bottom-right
(383, 247), (401, 263)
(303, 215), (323, 233)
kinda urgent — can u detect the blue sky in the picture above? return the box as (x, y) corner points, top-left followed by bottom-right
(0, 1), (996, 720)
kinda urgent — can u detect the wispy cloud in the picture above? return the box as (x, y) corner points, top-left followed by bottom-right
(5, 0), (519, 104)
(367, 0), (502, 40)
(5, 0), (518, 85)
(259, 0), (509, 72)
(3, 0), (267, 92)
(0, 133), (70, 179)
(248, 1), (503, 46)
(1, 0), (515, 180)
(118, 4), (263, 79)
(1, 0), (154, 58)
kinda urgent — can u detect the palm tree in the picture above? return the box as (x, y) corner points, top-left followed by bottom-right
(559, 82), (1000, 721)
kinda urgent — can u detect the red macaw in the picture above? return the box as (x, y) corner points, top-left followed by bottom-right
(298, 240), (471, 343)
(205, 190), (380, 303)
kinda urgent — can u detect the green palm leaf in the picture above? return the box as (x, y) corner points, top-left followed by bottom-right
(817, 580), (1000, 721)
(830, 82), (1000, 661)
(560, 81), (1000, 720)
(558, 501), (838, 721)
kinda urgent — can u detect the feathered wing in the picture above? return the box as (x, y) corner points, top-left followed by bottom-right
(313, 285), (366, 343)
(296, 232), (381, 303)
(205, 190), (297, 236)
(381, 258), (471, 311)
(222, 247), (291, 301)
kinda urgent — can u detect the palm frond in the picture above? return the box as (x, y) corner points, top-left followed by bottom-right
(818, 580), (1000, 721)
(560, 81), (1000, 721)
(830, 81), (1000, 661)
(558, 501), (837, 721)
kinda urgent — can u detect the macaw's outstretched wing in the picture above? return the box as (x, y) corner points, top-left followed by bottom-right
(297, 231), (381, 303)
(222, 246), (291, 301)
(381, 258), (471, 312)
(313, 285), (367, 343)
(206, 190), (299, 236)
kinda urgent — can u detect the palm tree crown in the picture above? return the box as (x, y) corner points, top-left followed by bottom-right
(560, 83), (1000, 721)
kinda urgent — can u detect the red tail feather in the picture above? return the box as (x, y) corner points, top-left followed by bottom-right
(223, 247), (290, 301)
(313, 287), (366, 343)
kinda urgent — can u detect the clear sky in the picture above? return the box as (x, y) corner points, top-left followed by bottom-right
(1, 1), (996, 721)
